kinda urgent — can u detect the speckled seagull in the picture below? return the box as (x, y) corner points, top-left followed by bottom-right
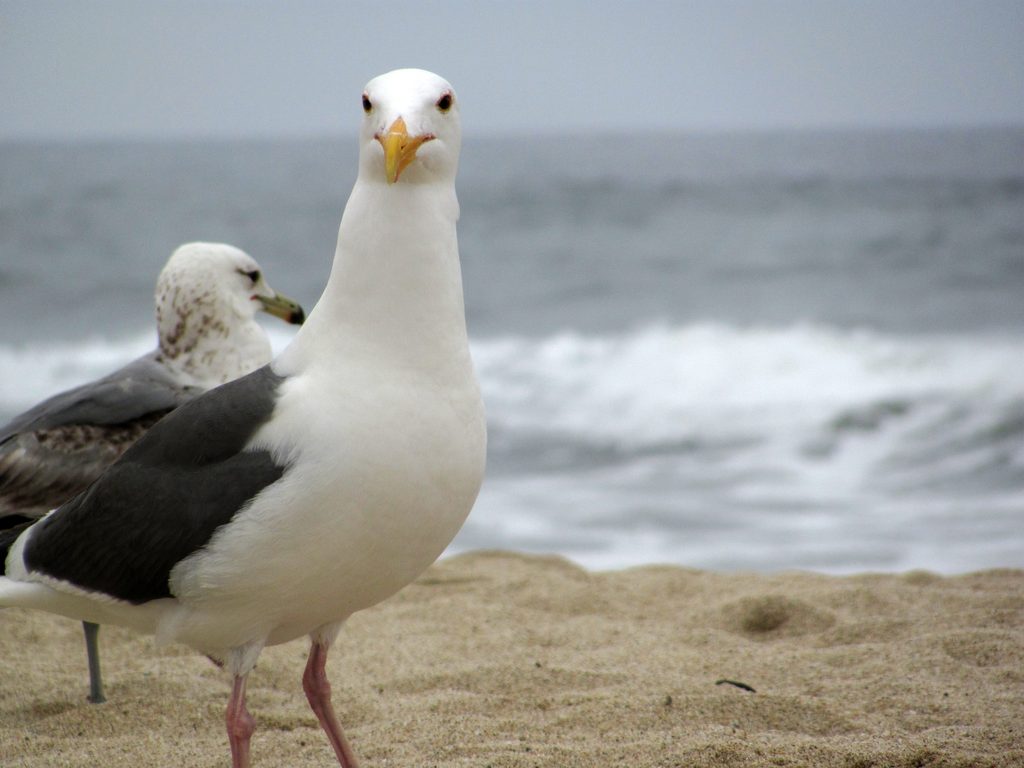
(1, 69), (486, 768)
(0, 242), (305, 706)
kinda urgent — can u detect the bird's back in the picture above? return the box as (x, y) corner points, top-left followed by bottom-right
(0, 352), (203, 519)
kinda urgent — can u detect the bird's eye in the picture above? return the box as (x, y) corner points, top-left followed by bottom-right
(238, 268), (260, 283)
(362, 93), (372, 113)
(436, 92), (453, 112)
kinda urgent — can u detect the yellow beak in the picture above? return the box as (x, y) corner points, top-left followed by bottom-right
(256, 291), (305, 325)
(377, 116), (434, 184)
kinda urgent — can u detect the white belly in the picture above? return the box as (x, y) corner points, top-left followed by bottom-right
(162, 366), (486, 654)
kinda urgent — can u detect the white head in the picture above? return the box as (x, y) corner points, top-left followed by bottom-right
(275, 69), (466, 377)
(358, 68), (461, 186)
(154, 242), (304, 385)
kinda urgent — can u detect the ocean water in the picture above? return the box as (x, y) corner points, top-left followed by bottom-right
(2, 129), (1023, 573)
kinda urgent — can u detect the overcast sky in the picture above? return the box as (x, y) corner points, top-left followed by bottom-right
(1, 0), (1022, 140)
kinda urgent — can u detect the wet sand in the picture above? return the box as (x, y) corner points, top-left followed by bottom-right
(1, 550), (1022, 767)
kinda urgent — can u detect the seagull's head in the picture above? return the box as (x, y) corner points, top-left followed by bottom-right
(158, 242), (305, 327)
(156, 242), (305, 366)
(359, 68), (460, 186)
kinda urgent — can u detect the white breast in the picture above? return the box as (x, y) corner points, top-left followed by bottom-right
(162, 359), (486, 654)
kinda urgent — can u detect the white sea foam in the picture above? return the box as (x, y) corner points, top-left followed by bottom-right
(471, 322), (1024, 445)
(461, 323), (1024, 572)
(3, 322), (1021, 572)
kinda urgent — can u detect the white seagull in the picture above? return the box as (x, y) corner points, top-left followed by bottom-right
(0, 242), (305, 522)
(0, 241), (304, 703)
(0, 68), (486, 768)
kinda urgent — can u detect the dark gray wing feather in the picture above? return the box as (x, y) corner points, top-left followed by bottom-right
(0, 352), (203, 518)
(23, 365), (288, 604)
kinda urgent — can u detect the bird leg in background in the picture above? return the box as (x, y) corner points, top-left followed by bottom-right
(303, 640), (360, 768)
(226, 673), (256, 768)
(82, 621), (105, 703)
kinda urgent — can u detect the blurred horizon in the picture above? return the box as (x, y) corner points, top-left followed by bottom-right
(3, 122), (1024, 147)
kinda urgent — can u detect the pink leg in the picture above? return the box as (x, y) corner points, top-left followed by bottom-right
(226, 674), (256, 768)
(302, 640), (360, 768)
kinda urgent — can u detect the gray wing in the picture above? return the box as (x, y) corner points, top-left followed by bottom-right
(0, 352), (204, 519)
(22, 365), (288, 604)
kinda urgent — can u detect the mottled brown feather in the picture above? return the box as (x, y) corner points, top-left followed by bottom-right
(0, 413), (168, 517)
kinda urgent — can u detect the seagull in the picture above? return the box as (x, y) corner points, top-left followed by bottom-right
(0, 241), (305, 703)
(0, 242), (305, 522)
(0, 68), (486, 768)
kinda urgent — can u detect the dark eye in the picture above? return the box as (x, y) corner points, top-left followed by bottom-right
(362, 93), (372, 113)
(436, 92), (453, 112)
(238, 268), (260, 283)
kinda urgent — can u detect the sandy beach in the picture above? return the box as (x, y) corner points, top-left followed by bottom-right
(1, 550), (1021, 767)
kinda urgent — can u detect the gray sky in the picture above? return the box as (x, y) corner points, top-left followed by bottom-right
(1, 0), (1022, 140)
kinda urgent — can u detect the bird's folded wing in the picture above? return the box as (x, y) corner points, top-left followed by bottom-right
(18, 365), (289, 605)
(0, 353), (206, 518)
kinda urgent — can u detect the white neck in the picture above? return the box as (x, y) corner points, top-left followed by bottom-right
(277, 178), (471, 381)
(159, 314), (271, 388)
